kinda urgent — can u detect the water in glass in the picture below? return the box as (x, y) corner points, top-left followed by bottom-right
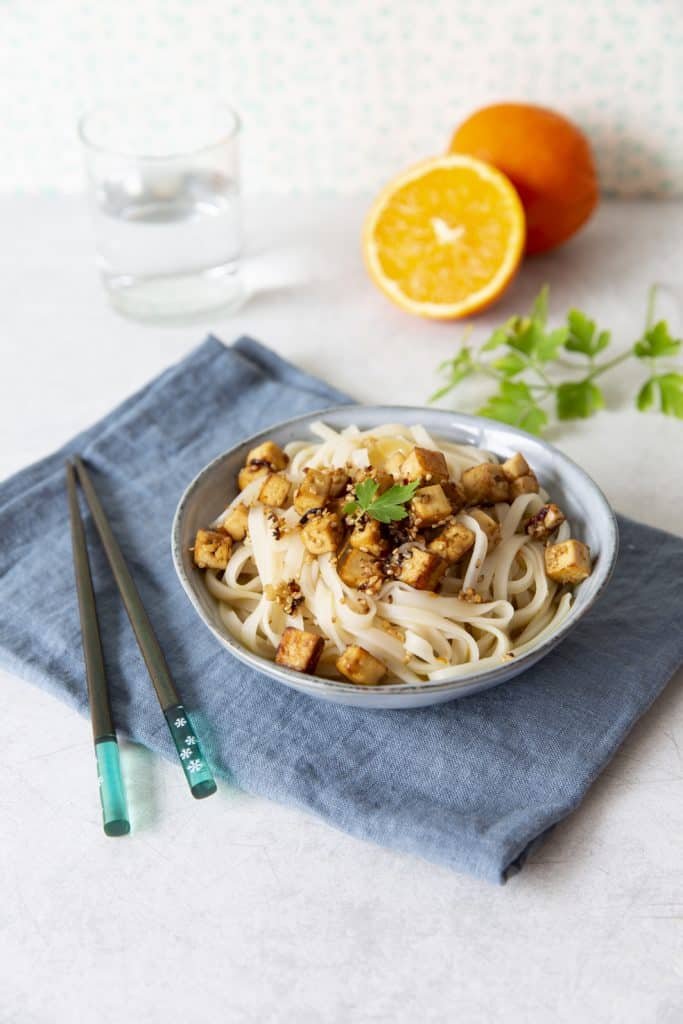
(80, 97), (243, 321)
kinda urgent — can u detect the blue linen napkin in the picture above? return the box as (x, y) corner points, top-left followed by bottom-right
(2, 337), (682, 883)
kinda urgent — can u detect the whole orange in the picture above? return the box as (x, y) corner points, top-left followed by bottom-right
(448, 103), (598, 254)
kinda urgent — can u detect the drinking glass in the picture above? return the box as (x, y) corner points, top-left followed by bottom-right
(79, 95), (243, 321)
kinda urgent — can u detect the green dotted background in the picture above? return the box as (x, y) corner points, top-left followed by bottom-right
(2, 0), (680, 195)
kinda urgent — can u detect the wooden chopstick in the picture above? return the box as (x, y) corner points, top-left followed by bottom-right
(66, 461), (130, 836)
(72, 456), (217, 800)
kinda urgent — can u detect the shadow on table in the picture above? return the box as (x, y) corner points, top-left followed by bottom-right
(120, 741), (161, 832)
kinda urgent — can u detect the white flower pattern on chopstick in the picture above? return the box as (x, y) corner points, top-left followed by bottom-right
(167, 710), (210, 780)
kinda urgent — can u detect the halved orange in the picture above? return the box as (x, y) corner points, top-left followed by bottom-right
(449, 103), (598, 254)
(363, 154), (525, 319)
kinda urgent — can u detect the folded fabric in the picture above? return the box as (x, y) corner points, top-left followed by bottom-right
(2, 336), (682, 883)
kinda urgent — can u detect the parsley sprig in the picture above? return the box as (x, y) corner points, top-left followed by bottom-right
(431, 285), (683, 434)
(343, 478), (420, 523)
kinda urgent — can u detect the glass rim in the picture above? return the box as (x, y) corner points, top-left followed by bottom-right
(78, 96), (241, 161)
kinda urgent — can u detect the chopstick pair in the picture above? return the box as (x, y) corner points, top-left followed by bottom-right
(66, 457), (216, 837)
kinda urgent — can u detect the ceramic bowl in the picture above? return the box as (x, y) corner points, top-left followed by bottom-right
(172, 406), (618, 709)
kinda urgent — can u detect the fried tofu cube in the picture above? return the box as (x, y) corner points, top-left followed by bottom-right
(385, 450), (409, 478)
(327, 495), (350, 518)
(258, 473), (290, 508)
(509, 473), (540, 498)
(293, 468), (332, 515)
(427, 522), (475, 563)
(395, 546), (448, 591)
(349, 517), (388, 556)
(338, 547), (384, 592)
(461, 462), (510, 504)
(442, 480), (466, 513)
(238, 463), (268, 492)
(301, 509), (343, 554)
(526, 503), (566, 541)
(246, 440), (289, 471)
(545, 539), (592, 583)
(502, 452), (530, 481)
(410, 484), (453, 529)
(468, 508), (501, 546)
(192, 529), (232, 570)
(354, 468), (394, 494)
(275, 627), (324, 674)
(220, 503), (249, 541)
(336, 645), (387, 685)
(400, 446), (450, 484)
(329, 468), (351, 497)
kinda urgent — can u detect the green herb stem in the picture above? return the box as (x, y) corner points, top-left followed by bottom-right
(645, 283), (658, 332)
(587, 350), (632, 380)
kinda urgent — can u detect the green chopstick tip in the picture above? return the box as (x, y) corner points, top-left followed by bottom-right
(104, 819), (131, 837)
(95, 738), (130, 836)
(191, 779), (217, 800)
(164, 705), (216, 800)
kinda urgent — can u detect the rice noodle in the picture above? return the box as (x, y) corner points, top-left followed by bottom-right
(202, 422), (582, 684)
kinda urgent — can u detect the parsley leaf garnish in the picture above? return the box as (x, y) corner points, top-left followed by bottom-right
(478, 380), (548, 436)
(556, 380), (604, 420)
(343, 478), (420, 524)
(637, 372), (683, 416)
(565, 310), (611, 358)
(633, 321), (681, 360)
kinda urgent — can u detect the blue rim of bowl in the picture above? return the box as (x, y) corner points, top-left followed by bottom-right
(171, 405), (619, 698)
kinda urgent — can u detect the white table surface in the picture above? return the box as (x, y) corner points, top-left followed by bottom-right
(2, 195), (683, 1024)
